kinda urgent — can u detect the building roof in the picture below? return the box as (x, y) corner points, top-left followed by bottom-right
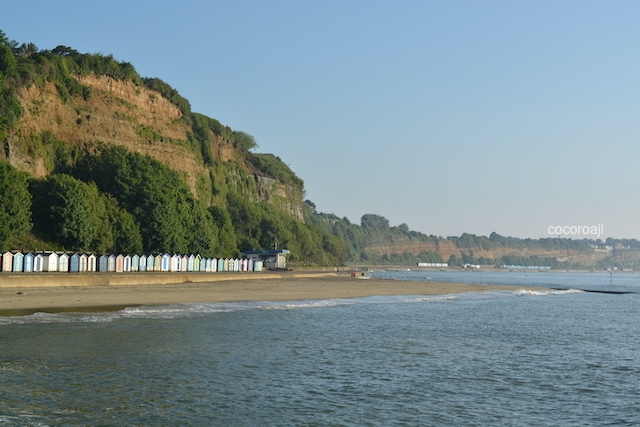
(243, 249), (290, 255)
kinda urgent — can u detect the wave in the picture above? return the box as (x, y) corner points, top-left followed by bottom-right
(0, 289), (582, 325)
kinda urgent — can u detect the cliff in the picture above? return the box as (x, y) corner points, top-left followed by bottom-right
(3, 74), (303, 220)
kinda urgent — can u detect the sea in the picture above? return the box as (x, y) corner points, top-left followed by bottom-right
(1, 271), (639, 426)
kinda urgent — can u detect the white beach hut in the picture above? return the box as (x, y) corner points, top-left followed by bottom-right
(58, 253), (70, 272)
(43, 252), (58, 272)
(33, 253), (43, 272)
(124, 255), (132, 272)
(87, 254), (97, 272)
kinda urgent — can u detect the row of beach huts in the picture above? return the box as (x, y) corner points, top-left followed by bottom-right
(0, 251), (265, 274)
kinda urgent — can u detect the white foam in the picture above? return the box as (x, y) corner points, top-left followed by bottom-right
(515, 288), (583, 296)
(0, 288), (584, 325)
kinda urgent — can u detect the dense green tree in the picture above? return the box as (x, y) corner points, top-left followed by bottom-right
(0, 162), (32, 250)
(30, 174), (101, 251)
(104, 195), (143, 254)
(209, 205), (239, 257)
(0, 44), (17, 77)
(232, 131), (258, 151)
(71, 146), (220, 255)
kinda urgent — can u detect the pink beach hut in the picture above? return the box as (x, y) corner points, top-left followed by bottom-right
(1, 251), (13, 272)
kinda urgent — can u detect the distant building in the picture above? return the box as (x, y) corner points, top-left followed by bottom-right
(242, 249), (290, 270)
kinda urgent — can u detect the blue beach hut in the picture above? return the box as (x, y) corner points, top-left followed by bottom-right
(24, 252), (34, 273)
(12, 252), (24, 272)
(99, 255), (108, 272)
(70, 253), (80, 273)
(131, 255), (139, 272)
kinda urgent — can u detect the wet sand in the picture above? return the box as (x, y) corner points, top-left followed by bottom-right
(0, 273), (546, 315)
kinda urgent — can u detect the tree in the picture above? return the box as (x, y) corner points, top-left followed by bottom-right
(15, 42), (38, 58)
(0, 44), (17, 77)
(51, 45), (79, 56)
(233, 131), (258, 151)
(30, 174), (97, 251)
(0, 162), (32, 250)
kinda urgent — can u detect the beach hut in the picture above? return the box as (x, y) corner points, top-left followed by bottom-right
(12, 252), (24, 272)
(218, 258), (224, 272)
(98, 255), (108, 272)
(2, 251), (13, 272)
(58, 253), (70, 272)
(131, 255), (139, 272)
(181, 255), (189, 272)
(154, 255), (162, 271)
(79, 254), (87, 272)
(199, 257), (206, 272)
(106, 254), (115, 272)
(144, 255), (152, 271)
(161, 254), (170, 272)
(254, 260), (263, 272)
(188, 255), (196, 272)
(170, 254), (179, 272)
(87, 254), (97, 272)
(42, 252), (58, 272)
(138, 255), (147, 272)
(33, 253), (43, 272)
(123, 255), (131, 272)
(248, 258), (254, 272)
(24, 253), (34, 273)
(114, 254), (124, 273)
(70, 254), (80, 273)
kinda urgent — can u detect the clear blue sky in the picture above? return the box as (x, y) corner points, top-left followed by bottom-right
(3, 1), (639, 240)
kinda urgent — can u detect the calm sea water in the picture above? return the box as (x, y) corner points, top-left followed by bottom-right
(1, 272), (639, 426)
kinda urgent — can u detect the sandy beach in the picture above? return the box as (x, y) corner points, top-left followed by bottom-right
(0, 272), (546, 315)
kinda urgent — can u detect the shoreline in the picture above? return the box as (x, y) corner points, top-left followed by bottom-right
(0, 273), (547, 316)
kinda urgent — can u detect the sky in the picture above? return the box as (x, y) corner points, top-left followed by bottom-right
(2, 1), (639, 240)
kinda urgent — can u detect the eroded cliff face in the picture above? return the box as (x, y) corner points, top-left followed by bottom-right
(3, 74), (304, 220)
(365, 239), (585, 261)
